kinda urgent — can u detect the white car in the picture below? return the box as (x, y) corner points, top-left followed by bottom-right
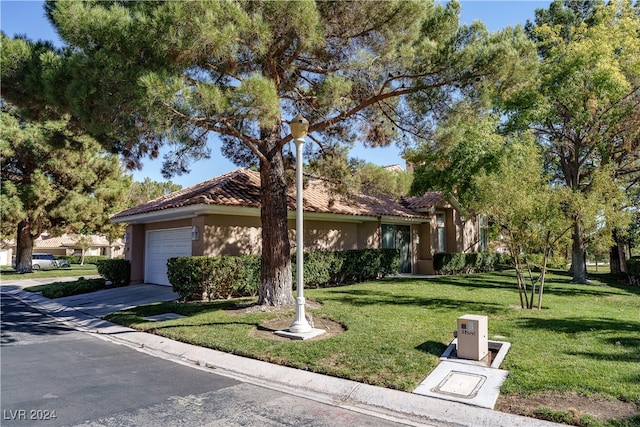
(31, 254), (71, 270)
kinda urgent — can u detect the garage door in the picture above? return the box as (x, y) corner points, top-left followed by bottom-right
(145, 228), (192, 286)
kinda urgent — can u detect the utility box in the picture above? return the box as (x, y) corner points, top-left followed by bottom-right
(457, 314), (488, 361)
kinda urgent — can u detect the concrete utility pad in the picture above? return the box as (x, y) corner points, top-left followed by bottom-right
(413, 361), (508, 409)
(143, 313), (186, 322)
(274, 328), (326, 340)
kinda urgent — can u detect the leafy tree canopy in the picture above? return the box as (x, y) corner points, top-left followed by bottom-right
(1, 0), (537, 303)
(0, 104), (131, 271)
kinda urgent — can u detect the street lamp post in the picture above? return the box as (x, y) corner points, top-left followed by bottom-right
(288, 114), (312, 334)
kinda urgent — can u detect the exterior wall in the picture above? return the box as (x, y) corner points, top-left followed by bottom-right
(0, 248), (13, 266)
(461, 214), (480, 252)
(204, 215), (262, 256)
(192, 215), (206, 256)
(415, 222), (434, 275)
(126, 224), (147, 284)
(357, 221), (380, 249)
(295, 219), (360, 252)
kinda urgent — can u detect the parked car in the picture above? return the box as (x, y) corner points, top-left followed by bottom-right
(31, 254), (71, 270)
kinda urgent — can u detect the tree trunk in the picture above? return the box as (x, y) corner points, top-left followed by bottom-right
(570, 222), (587, 283)
(257, 135), (295, 306)
(609, 230), (626, 274)
(15, 220), (34, 273)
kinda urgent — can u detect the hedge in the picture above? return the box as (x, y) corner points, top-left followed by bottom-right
(58, 255), (108, 265)
(434, 252), (511, 274)
(168, 248), (400, 302)
(95, 259), (131, 286)
(167, 255), (261, 301)
(41, 277), (106, 299)
(628, 256), (640, 286)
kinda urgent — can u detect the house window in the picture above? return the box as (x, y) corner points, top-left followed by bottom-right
(436, 213), (446, 253)
(479, 215), (488, 251)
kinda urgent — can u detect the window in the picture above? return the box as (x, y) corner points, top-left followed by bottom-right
(436, 213), (446, 253)
(479, 215), (488, 251)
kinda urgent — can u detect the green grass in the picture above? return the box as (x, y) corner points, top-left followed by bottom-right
(105, 269), (640, 414)
(0, 264), (98, 280)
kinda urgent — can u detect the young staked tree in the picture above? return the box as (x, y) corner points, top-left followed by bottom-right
(2, 1), (536, 304)
(0, 105), (131, 273)
(472, 136), (573, 309)
(516, 0), (640, 282)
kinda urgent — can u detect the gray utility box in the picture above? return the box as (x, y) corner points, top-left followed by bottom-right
(457, 314), (488, 361)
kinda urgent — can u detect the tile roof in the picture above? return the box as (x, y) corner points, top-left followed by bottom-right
(112, 169), (446, 221)
(402, 192), (445, 210)
(34, 234), (114, 248)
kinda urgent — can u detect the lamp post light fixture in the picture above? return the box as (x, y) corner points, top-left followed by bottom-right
(275, 114), (325, 340)
(288, 114), (312, 334)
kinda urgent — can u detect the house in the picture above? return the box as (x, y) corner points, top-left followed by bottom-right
(0, 233), (125, 266)
(111, 169), (482, 286)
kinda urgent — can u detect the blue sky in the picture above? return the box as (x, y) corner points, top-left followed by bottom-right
(1, 1), (551, 187)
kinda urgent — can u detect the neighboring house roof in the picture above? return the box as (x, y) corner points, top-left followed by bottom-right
(34, 233), (114, 249)
(112, 169), (448, 223)
(4, 233), (120, 250)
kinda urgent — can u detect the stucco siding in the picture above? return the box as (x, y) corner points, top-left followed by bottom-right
(204, 215), (262, 256)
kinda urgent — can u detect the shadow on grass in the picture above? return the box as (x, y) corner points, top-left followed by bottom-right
(516, 316), (640, 335)
(567, 336), (640, 363)
(383, 272), (516, 291)
(320, 289), (506, 314)
(415, 340), (448, 357)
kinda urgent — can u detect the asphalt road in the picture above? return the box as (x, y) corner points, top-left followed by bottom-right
(1, 291), (410, 427)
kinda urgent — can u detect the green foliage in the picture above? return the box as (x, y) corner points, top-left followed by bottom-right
(2, 0), (540, 304)
(57, 255), (107, 265)
(0, 105), (131, 270)
(296, 249), (400, 288)
(434, 252), (511, 274)
(128, 178), (182, 207)
(37, 277), (106, 299)
(516, 0), (640, 282)
(169, 249), (399, 301)
(167, 255), (261, 302)
(95, 259), (131, 287)
(407, 111), (507, 205)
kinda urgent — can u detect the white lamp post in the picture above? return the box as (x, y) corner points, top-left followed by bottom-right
(288, 113), (313, 334)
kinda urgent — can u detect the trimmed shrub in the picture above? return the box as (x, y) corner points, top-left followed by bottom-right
(57, 255), (108, 265)
(168, 255), (261, 301)
(628, 257), (640, 286)
(96, 259), (131, 286)
(434, 252), (511, 274)
(83, 255), (108, 265)
(41, 277), (106, 299)
(169, 249), (400, 301)
(294, 249), (399, 288)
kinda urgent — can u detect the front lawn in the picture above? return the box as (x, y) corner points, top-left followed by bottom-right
(0, 263), (98, 280)
(105, 269), (640, 426)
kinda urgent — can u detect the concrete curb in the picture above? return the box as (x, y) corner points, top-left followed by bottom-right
(3, 285), (562, 427)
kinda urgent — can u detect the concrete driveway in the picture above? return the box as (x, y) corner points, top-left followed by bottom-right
(52, 284), (179, 317)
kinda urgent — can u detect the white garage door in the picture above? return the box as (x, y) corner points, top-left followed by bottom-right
(145, 228), (192, 286)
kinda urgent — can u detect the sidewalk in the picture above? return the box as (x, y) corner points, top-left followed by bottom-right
(1, 280), (561, 427)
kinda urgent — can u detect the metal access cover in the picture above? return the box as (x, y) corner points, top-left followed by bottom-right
(432, 371), (486, 398)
